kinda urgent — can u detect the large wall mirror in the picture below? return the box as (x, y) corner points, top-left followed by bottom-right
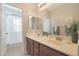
(29, 16), (37, 30)
(43, 17), (51, 33)
(29, 16), (43, 32)
(50, 17), (68, 36)
(39, 11), (51, 34)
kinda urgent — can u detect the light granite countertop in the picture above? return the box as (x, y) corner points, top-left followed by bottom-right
(26, 32), (78, 56)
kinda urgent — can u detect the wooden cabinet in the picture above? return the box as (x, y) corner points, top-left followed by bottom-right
(33, 41), (40, 55)
(27, 37), (34, 56)
(40, 44), (67, 56)
(26, 37), (68, 56)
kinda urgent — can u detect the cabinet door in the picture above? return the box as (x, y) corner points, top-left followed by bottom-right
(27, 37), (34, 56)
(40, 44), (67, 56)
(27, 38), (30, 54)
(40, 44), (48, 56)
(33, 41), (40, 56)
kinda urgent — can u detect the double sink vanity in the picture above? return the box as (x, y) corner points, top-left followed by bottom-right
(26, 32), (78, 56)
(26, 4), (79, 56)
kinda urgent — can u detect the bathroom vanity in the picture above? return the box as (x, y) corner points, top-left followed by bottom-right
(26, 37), (68, 56)
(26, 33), (78, 56)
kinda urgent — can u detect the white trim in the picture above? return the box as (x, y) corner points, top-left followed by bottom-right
(2, 4), (22, 12)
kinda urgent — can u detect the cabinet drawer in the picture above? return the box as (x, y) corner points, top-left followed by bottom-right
(34, 41), (39, 48)
(34, 41), (40, 54)
(34, 47), (39, 54)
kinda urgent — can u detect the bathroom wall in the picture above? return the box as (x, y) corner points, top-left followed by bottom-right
(50, 4), (79, 25)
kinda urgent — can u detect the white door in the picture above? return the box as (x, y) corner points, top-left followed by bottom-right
(6, 15), (22, 44)
(2, 4), (22, 55)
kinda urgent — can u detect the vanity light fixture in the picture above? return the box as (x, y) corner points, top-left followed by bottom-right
(38, 3), (47, 8)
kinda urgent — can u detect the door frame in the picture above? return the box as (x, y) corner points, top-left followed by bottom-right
(1, 3), (24, 55)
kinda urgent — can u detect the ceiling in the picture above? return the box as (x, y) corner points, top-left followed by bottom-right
(39, 3), (66, 12)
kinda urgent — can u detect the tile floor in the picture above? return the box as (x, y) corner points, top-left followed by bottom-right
(5, 43), (29, 56)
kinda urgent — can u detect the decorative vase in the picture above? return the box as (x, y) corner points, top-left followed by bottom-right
(71, 32), (78, 44)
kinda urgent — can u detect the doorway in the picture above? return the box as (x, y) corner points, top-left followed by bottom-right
(6, 10), (22, 45)
(2, 4), (24, 55)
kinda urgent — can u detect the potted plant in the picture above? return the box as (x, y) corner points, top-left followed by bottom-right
(65, 21), (79, 44)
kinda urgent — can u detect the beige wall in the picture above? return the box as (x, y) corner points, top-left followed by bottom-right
(50, 3), (79, 26)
